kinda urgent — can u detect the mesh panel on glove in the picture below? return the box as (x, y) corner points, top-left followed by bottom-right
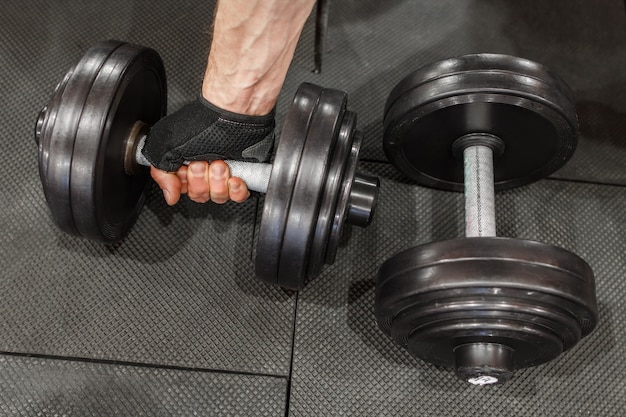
(142, 96), (275, 172)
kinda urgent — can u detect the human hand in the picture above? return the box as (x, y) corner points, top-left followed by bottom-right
(141, 97), (274, 173)
(150, 160), (250, 205)
(141, 96), (273, 206)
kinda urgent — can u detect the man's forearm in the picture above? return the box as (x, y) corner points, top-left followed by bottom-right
(202, 0), (317, 115)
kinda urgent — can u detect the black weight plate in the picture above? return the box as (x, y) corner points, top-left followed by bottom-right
(71, 43), (166, 242)
(385, 54), (576, 113)
(307, 110), (356, 279)
(383, 54), (579, 191)
(277, 88), (347, 290)
(375, 237), (598, 373)
(324, 130), (364, 265)
(36, 40), (125, 235)
(255, 83), (323, 285)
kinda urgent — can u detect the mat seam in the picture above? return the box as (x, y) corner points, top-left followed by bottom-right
(283, 292), (300, 417)
(0, 350), (288, 380)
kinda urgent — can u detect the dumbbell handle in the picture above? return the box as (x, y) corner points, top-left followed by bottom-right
(134, 135), (272, 193)
(463, 144), (497, 238)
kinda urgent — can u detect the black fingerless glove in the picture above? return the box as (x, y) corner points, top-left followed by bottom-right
(142, 96), (275, 172)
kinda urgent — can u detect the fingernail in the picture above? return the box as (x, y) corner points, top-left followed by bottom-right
(211, 163), (226, 178)
(230, 181), (241, 192)
(191, 163), (205, 177)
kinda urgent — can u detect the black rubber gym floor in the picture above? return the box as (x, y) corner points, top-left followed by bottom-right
(1, 0), (624, 415)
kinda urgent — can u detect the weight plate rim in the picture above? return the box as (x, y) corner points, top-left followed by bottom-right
(324, 129), (364, 265)
(385, 53), (576, 121)
(391, 289), (585, 345)
(255, 83), (324, 285)
(384, 70), (578, 134)
(71, 42), (166, 242)
(306, 110), (356, 278)
(277, 88), (347, 289)
(378, 276), (597, 344)
(39, 40), (126, 236)
(37, 68), (73, 182)
(375, 237), (598, 329)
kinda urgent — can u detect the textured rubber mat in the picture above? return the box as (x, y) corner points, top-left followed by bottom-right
(0, 183), (296, 375)
(281, 0), (626, 186)
(288, 163), (625, 416)
(1, 0), (625, 415)
(0, 354), (287, 416)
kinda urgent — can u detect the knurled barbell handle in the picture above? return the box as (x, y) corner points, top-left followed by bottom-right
(134, 135), (272, 193)
(464, 144), (497, 238)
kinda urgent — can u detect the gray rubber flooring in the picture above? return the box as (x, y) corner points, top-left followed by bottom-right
(1, 0), (624, 415)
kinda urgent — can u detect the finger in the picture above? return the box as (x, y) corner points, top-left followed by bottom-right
(176, 165), (188, 195)
(208, 160), (230, 204)
(186, 161), (211, 203)
(228, 177), (251, 203)
(150, 166), (182, 206)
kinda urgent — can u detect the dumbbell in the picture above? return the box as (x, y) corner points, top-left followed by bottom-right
(35, 40), (379, 290)
(375, 54), (598, 385)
